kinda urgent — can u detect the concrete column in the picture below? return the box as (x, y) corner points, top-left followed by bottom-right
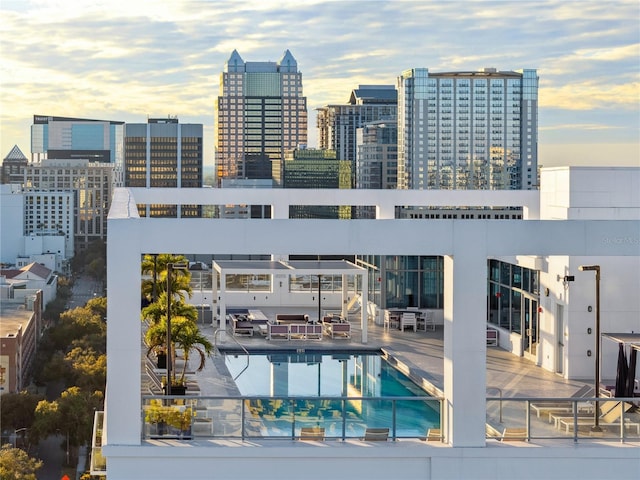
(106, 217), (142, 445)
(210, 267), (218, 327)
(341, 274), (348, 318)
(443, 223), (487, 447)
(219, 271), (227, 329)
(270, 362), (288, 396)
(361, 272), (368, 344)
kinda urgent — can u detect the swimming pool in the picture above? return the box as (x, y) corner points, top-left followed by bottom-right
(223, 351), (440, 438)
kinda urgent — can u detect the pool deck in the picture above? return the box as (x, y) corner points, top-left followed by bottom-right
(173, 307), (597, 400)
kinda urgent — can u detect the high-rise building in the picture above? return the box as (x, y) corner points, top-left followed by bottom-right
(317, 85), (397, 187)
(22, 158), (113, 252)
(215, 50), (308, 185)
(396, 68), (538, 190)
(30, 115), (124, 184)
(124, 118), (203, 218)
(355, 120), (398, 219)
(356, 120), (398, 190)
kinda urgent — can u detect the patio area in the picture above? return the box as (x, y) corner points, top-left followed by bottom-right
(141, 306), (640, 444)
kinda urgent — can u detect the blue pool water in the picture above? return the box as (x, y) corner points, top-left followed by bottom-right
(223, 351), (440, 438)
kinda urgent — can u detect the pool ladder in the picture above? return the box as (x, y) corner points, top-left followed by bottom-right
(213, 328), (250, 381)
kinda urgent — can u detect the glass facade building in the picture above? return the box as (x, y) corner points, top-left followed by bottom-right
(30, 115), (124, 170)
(396, 68), (538, 191)
(215, 50), (307, 185)
(276, 148), (351, 219)
(124, 118), (203, 218)
(317, 85), (397, 188)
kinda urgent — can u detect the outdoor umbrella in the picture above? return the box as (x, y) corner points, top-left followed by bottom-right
(614, 342), (628, 398)
(626, 347), (637, 397)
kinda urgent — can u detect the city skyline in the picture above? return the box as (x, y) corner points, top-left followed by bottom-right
(1, 0), (638, 169)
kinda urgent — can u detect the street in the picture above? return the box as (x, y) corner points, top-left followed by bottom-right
(68, 275), (103, 310)
(36, 434), (64, 480)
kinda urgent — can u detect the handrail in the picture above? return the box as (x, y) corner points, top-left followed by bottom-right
(485, 396), (638, 443)
(142, 394), (442, 442)
(213, 328), (249, 381)
(486, 386), (503, 423)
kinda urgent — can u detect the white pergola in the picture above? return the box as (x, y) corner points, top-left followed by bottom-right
(212, 259), (368, 340)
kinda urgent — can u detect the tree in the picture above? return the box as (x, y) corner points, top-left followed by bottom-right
(29, 400), (61, 446)
(85, 296), (107, 319)
(145, 317), (212, 386)
(0, 391), (44, 433)
(30, 387), (104, 459)
(0, 444), (43, 480)
(57, 387), (104, 449)
(65, 347), (106, 392)
(141, 253), (191, 304)
(141, 291), (198, 326)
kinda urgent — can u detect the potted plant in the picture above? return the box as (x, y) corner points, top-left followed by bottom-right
(167, 407), (194, 439)
(155, 347), (167, 369)
(145, 399), (170, 436)
(146, 317), (213, 394)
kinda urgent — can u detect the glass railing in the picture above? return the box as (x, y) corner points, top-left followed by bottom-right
(486, 396), (640, 443)
(90, 410), (106, 475)
(141, 395), (442, 441)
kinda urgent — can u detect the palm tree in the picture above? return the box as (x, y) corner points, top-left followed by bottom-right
(145, 318), (212, 387)
(141, 292), (198, 326)
(141, 254), (192, 304)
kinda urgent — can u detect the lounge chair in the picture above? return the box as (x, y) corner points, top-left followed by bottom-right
(501, 427), (528, 441)
(363, 427), (389, 441)
(426, 428), (441, 442)
(530, 385), (594, 419)
(300, 427), (325, 440)
(554, 401), (637, 433)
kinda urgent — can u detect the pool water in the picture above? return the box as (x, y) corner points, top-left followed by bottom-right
(223, 351), (440, 438)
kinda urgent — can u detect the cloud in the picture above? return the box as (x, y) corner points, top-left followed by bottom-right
(1, 0), (639, 160)
(542, 79), (640, 110)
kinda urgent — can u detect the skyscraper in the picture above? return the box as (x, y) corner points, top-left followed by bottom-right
(124, 118), (203, 218)
(215, 50), (308, 185)
(396, 68), (538, 190)
(317, 85), (397, 187)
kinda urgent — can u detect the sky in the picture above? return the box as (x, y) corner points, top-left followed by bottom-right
(1, 0), (638, 169)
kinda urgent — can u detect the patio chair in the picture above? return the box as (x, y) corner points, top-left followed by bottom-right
(300, 427), (325, 441)
(363, 427), (389, 441)
(401, 312), (417, 332)
(383, 310), (399, 330)
(421, 311), (435, 331)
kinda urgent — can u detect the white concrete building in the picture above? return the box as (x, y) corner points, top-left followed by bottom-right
(103, 167), (639, 480)
(0, 184), (70, 271)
